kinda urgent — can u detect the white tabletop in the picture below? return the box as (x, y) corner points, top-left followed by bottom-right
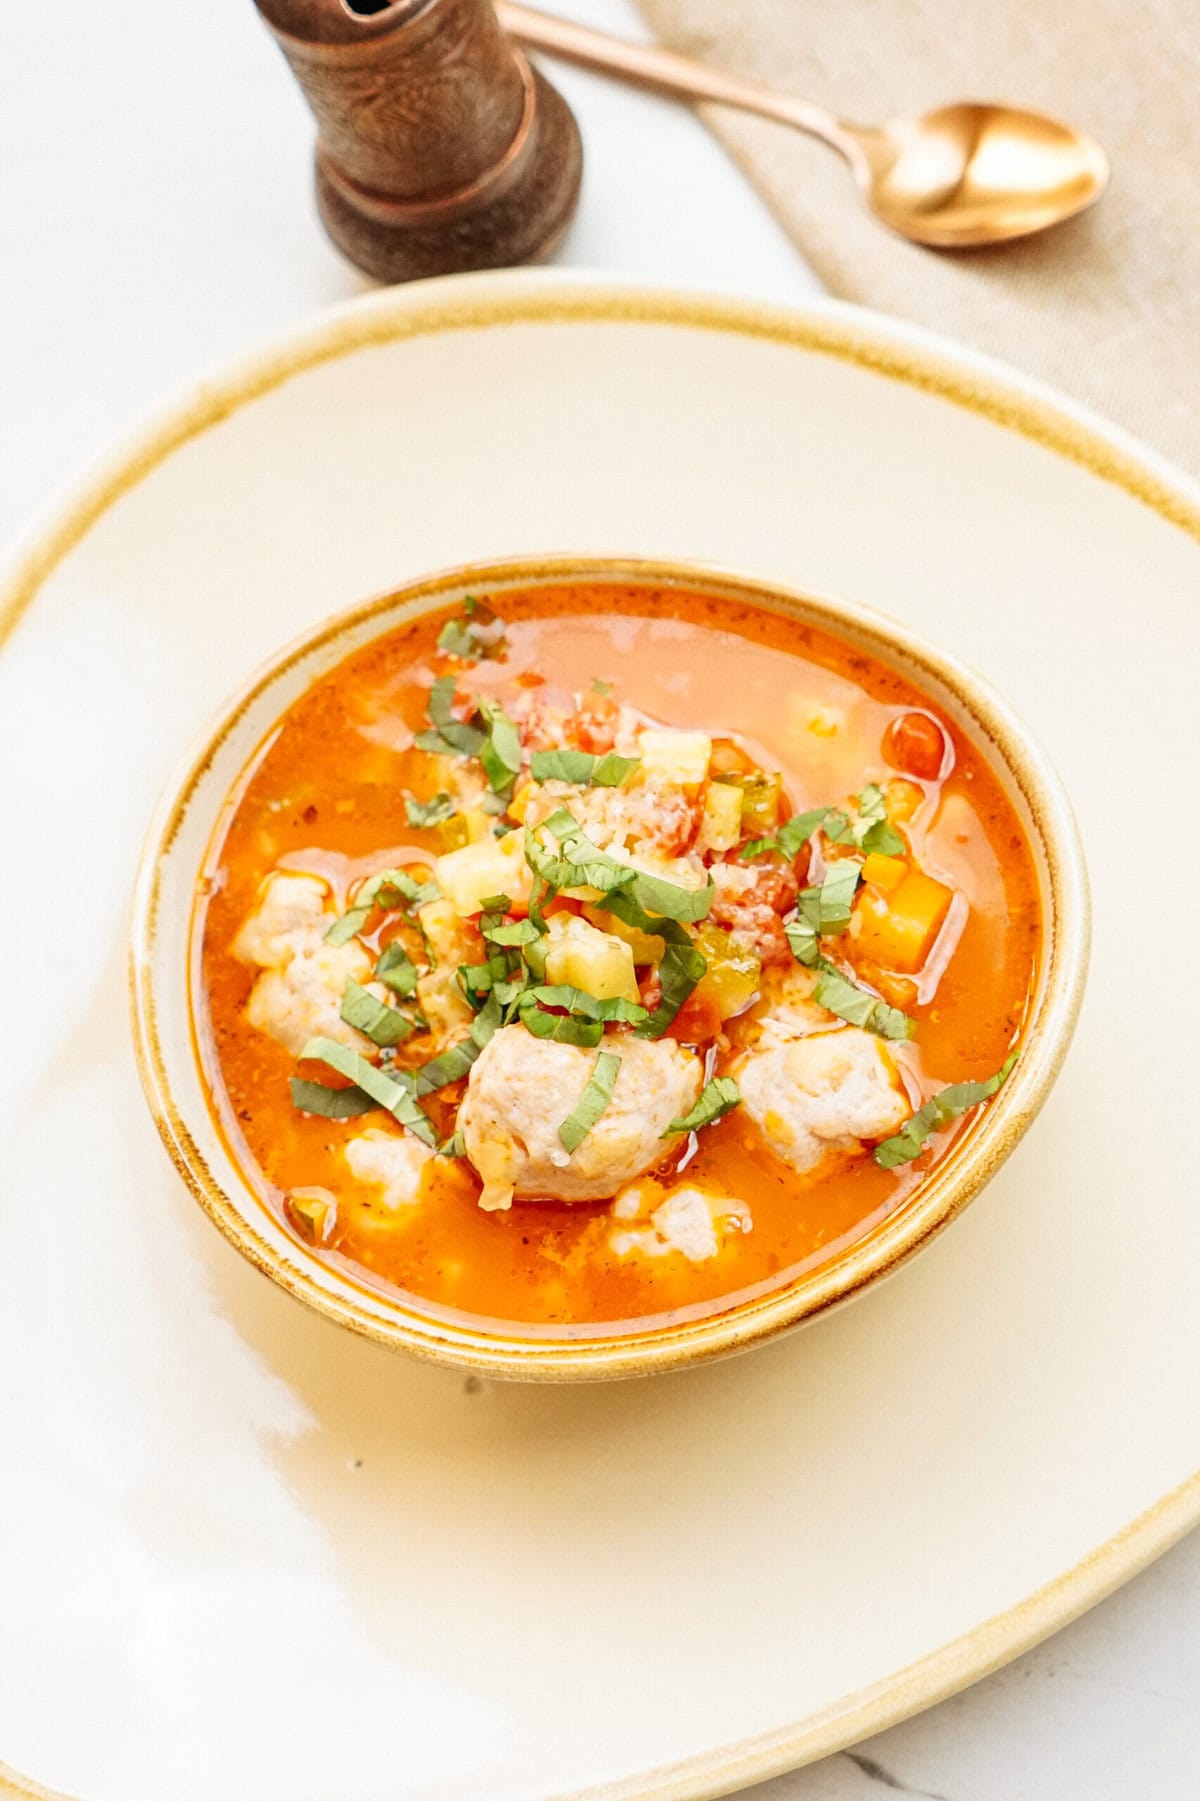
(2, 3), (1196, 1797)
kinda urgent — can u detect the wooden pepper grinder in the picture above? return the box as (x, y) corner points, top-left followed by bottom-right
(254, 0), (583, 283)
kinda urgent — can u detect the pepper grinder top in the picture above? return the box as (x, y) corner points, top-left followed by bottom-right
(254, 0), (583, 283)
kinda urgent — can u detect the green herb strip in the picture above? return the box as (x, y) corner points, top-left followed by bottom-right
(405, 791), (455, 829)
(559, 1050), (622, 1154)
(339, 978), (418, 1048)
(375, 940), (418, 998)
(594, 886), (708, 1037)
(417, 675), (487, 758)
(874, 1052), (1017, 1169)
(479, 699), (523, 798)
(525, 811), (637, 895)
(786, 858), (864, 965)
(812, 966), (913, 1040)
(288, 1078), (378, 1119)
(743, 787), (905, 862)
(741, 806), (832, 861)
(324, 867), (439, 947)
(529, 749), (641, 787)
(412, 991), (502, 1095)
(436, 597), (507, 663)
(294, 1037), (438, 1145)
(663, 1076), (742, 1137)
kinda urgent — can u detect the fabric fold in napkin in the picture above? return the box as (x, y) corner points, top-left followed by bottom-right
(634, 0), (1199, 478)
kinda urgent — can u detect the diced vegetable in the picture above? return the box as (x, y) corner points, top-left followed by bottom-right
(582, 901), (665, 965)
(637, 728), (712, 787)
(544, 913), (640, 1004)
(861, 852), (907, 893)
(852, 867), (952, 972)
(695, 781), (743, 854)
(434, 830), (531, 918)
(720, 770), (782, 834)
(692, 924), (761, 1020)
(285, 1187), (337, 1243)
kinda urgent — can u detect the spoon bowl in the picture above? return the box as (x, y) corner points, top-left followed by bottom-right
(497, 0), (1111, 250)
(854, 103), (1110, 247)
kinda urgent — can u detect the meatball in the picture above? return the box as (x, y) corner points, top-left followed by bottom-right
(457, 1025), (702, 1211)
(234, 871), (373, 1058)
(737, 1027), (910, 1174)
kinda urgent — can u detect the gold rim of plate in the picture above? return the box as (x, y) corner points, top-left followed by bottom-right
(1, 274), (1196, 1801)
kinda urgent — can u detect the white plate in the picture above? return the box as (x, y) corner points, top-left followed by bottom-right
(0, 272), (1197, 1801)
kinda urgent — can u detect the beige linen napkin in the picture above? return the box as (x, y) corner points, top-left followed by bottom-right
(633, 0), (1199, 478)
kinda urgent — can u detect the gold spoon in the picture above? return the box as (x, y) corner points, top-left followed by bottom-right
(496, 0), (1109, 248)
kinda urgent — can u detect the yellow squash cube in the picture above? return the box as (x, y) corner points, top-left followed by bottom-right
(582, 903), (664, 965)
(696, 781), (743, 854)
(637, 728), (712, 788)
(433, 831), (531, 918)
(544, 913), (640, 1003)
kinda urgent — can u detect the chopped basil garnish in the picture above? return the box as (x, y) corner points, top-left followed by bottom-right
(419, 675), (486, 758)
(295, 1037), (438, 1145)
(741, 806), (832, 861)
(849, 784), (906, 857)
(324, 867), (439, 947)
(874, 1053), (1017, 1169)
(785, 858), (863, 965)
(438, 1128), (466, 1158)
(742, 789), (904, 862)
(524, 984), (648, 1024)
(288, 1077), (377, 1119)
(518, 984), (648, 1045)
(663, 1076), (742, 1137)
(525, 810), (637, 895)
(339, 977), (419, 1048)
(478, 699), (522, 800)
(812, 966), (913, 1040)
(591, 678), (612, 697)
(375, 940), (418, 997)
(413, 991), (501, 1095)
(436, 597), (507, 662)
(405, 791), (455, 829)
(529, 749), (640, 787)
(558, 1050), (622, 1154)
(593, 885), (708, 1037)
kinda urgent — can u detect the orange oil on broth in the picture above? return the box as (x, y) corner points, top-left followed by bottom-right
(195, 583), (1041, 1335)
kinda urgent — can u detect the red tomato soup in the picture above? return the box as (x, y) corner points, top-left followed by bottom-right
(194, 582), (1040, 1337)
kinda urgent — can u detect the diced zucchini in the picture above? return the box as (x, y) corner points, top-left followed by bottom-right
(720, 770), (781, 834)
(693, 924), (761, 1020)
(696, 781), (743, 854)
(637, 728), (712, 787)
(544, 913), (639, 1003)
(852, 868), (952, 972)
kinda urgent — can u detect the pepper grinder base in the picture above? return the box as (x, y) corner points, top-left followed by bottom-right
(314, 65), (581, 284)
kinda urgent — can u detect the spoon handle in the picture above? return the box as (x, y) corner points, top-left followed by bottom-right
(494, 0), (856, 159)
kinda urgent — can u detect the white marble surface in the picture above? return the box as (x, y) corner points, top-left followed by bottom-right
(1, 4), (1196, 1798)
